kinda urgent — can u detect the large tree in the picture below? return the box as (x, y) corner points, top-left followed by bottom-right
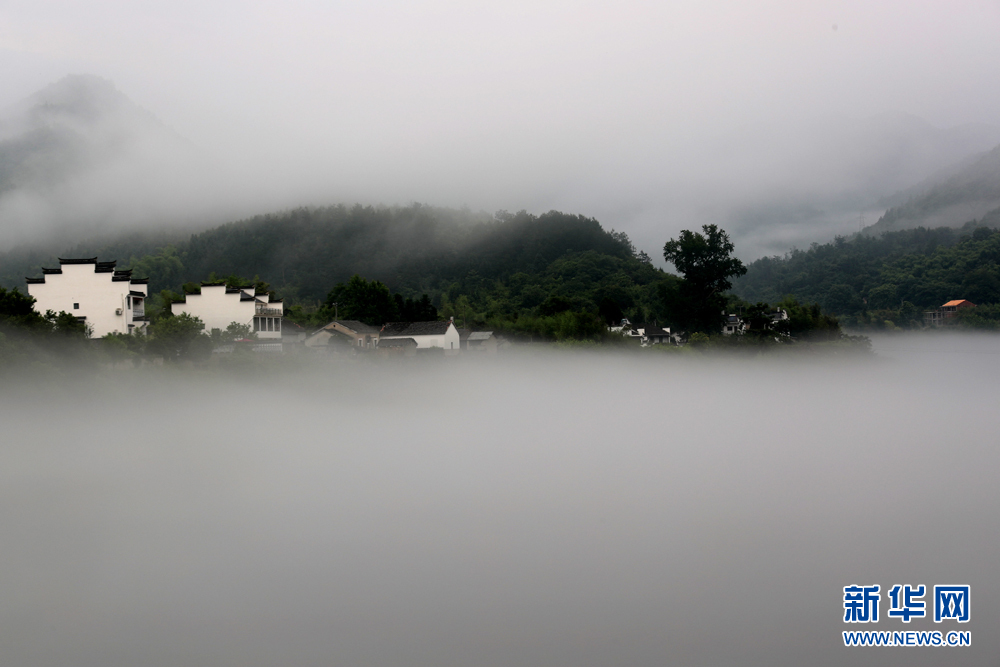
(662, 224), (746, 335)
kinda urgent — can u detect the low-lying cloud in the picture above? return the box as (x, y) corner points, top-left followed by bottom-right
(1, 335), (996, 666)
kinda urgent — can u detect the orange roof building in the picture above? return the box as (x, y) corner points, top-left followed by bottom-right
(940, 300), (976, 319)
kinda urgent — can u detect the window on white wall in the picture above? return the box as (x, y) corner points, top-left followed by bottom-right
(73, 303), (79, 309)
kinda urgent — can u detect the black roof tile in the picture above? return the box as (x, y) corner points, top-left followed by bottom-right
(381, 321), (452, 336)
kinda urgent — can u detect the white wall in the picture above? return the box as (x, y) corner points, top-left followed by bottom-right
(386, 323), (461, 351)
(27, 263), (148, 337)
(170, 286), (282, 339)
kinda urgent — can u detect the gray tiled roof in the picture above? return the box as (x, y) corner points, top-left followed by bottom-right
(467, 331), (493, 341)
(326, 320), (381, 334)
(381, 321), (452, 336)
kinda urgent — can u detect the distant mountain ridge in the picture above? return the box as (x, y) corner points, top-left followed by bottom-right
(693, 111), (1000, 258)
(865, 143), (1000, 235)
(0, 74), (181, 195)
(0, 74), (202, 247)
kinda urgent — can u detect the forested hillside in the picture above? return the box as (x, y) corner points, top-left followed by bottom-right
(6, 204), (673, 333)
(735, 220), (1000, 327)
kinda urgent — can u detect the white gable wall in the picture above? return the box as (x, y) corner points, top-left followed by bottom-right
(170, 286), (251, 332)
(170, 286), (281, 339)
(383, 323), (461, 351)
(28, 264), (145, 337)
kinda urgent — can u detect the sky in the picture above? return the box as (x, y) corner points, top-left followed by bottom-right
(2, 1), (1000, 257)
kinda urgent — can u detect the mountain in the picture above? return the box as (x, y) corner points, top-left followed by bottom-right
(733, 219), (1000, 326)
(863, 144), (1000, 235)
(698, 112), (1000, 258)
(6, 205), (670, 328)
(0, 75), (198, 246)
(0, 75), (183, 195)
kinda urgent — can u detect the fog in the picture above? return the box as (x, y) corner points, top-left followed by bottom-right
(1, 335), (997, 666)
(3, 2), (1000, 257)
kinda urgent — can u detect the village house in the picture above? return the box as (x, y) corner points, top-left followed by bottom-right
(26, 257), (149, 338)
(169, 283), (283, 344)
(376, 337), (418, 357)
(466, 330), (499, 354)
(640, 324), (673, 346)
(609, 319), (677, 345)
(304, 320), (381, 349)
(281, 319), (308, 345)
(924, 299), (976, 327)
(721, 314), (744, 335)
(379, 320), (461, 354)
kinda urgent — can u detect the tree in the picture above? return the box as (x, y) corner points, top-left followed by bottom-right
(662, 225), (746, 334)
(126, 246), (184, 294)
(324, 275), (397, 326)
(147, 313), (212, 361)
(0, 286), (49, 331)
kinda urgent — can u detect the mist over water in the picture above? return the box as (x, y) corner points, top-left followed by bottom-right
(1, 335), (996, 666)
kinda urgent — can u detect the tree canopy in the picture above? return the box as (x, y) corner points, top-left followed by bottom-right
(661, 224), (747, 334)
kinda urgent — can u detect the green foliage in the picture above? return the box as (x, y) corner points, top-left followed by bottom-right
(323, 275), (397, 326)
(483, 310), (609, 342)
(686, 332), (711, 348)
(954, 303), (1000, 330)
(774, 297), (841, 340)
(305, 275), (440, 328)
(126, 246), (184, 292)
(0, 286), (94, 367)
(147, 313), (212, 362)
(210, 321), (256, 344)
(661, 224), (747, 334)
(0, 286), (50, 331)
(46, 310), (91, 338)
(3, 205), (668, 344)
(100, 331), (145, 363)
(428, 248), (671, 340)
(735, 222), (1000, 326)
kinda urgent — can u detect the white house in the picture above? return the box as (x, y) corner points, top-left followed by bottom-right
(169, 283), (283, 341)
(639, 324), (674, 346)
(26, 258), (149, 337)
(379, 320), (461, 354)
(722, 314), (744, 335)
(305, 320), (381, 349)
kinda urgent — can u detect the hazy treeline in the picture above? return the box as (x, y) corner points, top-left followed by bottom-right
(0, 285), (96, 368)
(2, 203), (861, 347)
(735, 219), (1000, 329)
(3, 205), (676, 342)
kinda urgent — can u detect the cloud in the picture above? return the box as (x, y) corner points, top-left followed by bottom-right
(2, 2), (1000, 257)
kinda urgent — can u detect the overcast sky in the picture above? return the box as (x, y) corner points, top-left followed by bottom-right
(2, 1), (1000, 257)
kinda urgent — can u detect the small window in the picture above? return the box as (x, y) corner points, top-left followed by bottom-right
(73, 303), (79, 309)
